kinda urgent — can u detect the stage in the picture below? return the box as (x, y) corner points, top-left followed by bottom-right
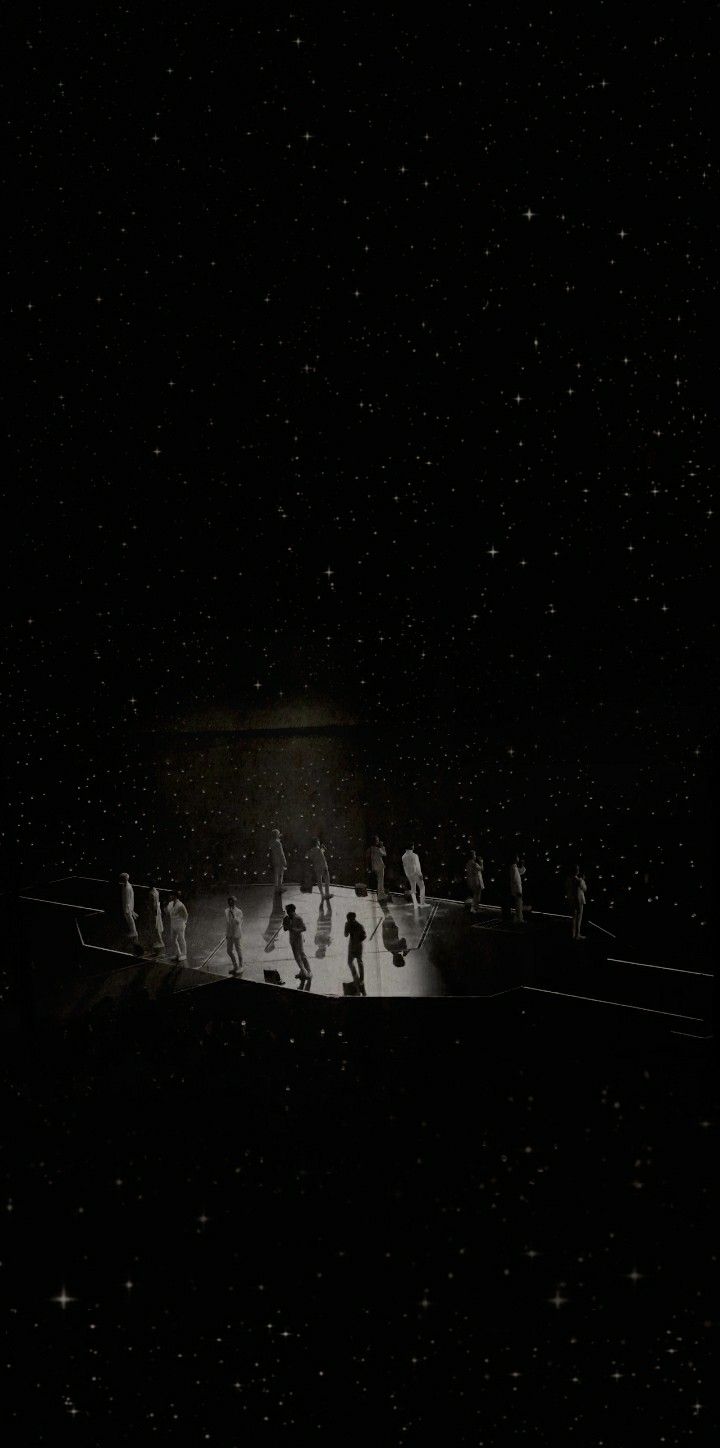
(14, 876), (713, 1038)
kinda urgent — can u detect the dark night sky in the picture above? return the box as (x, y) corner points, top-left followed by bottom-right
(2, 11), (716, 1443)
(7, 5), (714, 732)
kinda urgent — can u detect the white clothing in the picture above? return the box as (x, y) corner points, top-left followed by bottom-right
(121, 880), (139, 939)
(148, 888), (164, 949)
(403, 851), (425, 906)
(166, 898), (188, 961)
(225, 906), (243, 940)
(509, 864), (525, 897)
(170, 923), (187, 961)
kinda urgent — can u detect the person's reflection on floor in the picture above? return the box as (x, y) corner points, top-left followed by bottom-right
(380, 900), (409, 968)
(314, 899), (333, 958)
(344, 912), (367, 991)
(263, 889), (286, 948)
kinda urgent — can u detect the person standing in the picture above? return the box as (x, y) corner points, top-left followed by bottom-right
(269, 829), (287, 892)
(367, 836), (388, 902)
(509, 855), (526, 925)
(464, 851), (485, 913)
(402, 844), (426, 907)
(165, 888), (189, 962)
(225, 895), (244, 973)
(119, 872), (142, 954)
(344, 911), (367, 991)
(307, 838), (333, 903)
(283, 902), (312, 983)
(148, 885), (164, 954)
(565, 865), (587, 940)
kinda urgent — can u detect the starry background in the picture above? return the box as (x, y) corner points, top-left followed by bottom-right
(3, 4), (715, 1441)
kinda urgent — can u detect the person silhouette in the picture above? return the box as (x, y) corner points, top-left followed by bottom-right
(464, 851), (485, 914)
(509, 855), (526, 925)
(401, 844), (426, 907)
(565, 864), (587, 939)
(367, 836), (388, 902)
(282, 902), (312, 983)
(119, 872), (142, 954)
(344, 911), (367, 990)
(307, 838), (333, 902)
(269, 829), (287, 892)
(224, 896), (244, 974)
(147, 885), (164, 954)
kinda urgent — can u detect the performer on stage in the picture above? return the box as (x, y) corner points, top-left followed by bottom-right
(402, 844), (426, 907)
(119, 872), (142, 954)
(307, 838), (333, 903)
(464, 851), (485, 913)
(269, 829), (287, 891)
(165, 889), (189, 962)
(565, 865), (587, 940)
(283, 902), (312, 983)
(225, 895), (244, 973)
(344, 911), (367, 991)
(509, 855), (526, 925)
(367, 835), (388, 902)
(148, 885), (164, 954)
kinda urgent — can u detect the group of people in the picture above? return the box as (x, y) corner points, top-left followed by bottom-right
(117, 836), (588, 979)
(120, 873), (190, 961)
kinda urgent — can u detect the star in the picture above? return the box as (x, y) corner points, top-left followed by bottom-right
(514, 393), (524, 403)
(324, 566), (334, 579)
(627, 1268), (643, 1284)
(523, 208), (535, 220)
(548, 1290), (568, 1309)
(51, 1287), (77, 1309)
(151, 133), (160, 143)
(302, 131), (313, 141)
(488, 546), (498, 558)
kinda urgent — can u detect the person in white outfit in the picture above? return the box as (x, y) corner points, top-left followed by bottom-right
(509, 856), (526, 924)
(148, 885), (164, 954)
(269, 830), (287, 892)
(565, 866), (587, 940)
(367, 836), (388, 902)
(307, 839), (333, 902)
(402, 845), (426, 907)
(119, 872), (141, 951)
(225, 895), (243, 973)
(165, 889), (189, 962)
(464, 852), (485, 913)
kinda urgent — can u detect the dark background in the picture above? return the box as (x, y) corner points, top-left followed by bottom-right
(3, 4), (715, 1441)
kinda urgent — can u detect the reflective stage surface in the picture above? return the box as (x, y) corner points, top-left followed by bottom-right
(16, 877), (712, 1033)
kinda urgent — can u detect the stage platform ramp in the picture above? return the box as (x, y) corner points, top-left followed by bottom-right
(17, 879), (539, 1012)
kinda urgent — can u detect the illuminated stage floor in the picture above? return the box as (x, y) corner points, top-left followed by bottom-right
(28, 878), (536, 1004)
(17, 877), (713, 1036)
